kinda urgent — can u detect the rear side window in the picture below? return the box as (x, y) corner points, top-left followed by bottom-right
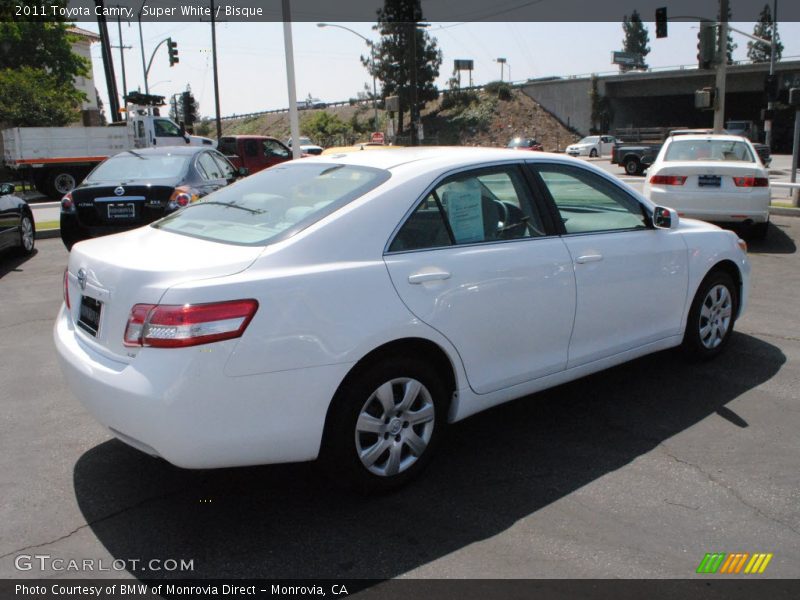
(389, 166), (546, 252)
(153, 163), (389, 246)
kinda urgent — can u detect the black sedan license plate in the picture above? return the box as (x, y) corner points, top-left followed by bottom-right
(107, 202), (135, 219)
(78, 295), (102, 336)
(698, 175), (721, 188)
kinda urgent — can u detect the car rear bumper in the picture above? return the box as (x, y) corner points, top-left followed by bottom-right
(54, 304), (352, 469)
(646, 188), (770, 224)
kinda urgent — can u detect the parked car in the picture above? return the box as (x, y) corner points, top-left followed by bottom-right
(0, 183), (35, 256)
(643, 134), (770, 239)
(217, 135), (298, 175)
(60, 146), (242, 250)
(507, 137), (543, 151)
(286, 136), (323, 155)
(566, 135), (616, 157)
(56, 148), (750, 492)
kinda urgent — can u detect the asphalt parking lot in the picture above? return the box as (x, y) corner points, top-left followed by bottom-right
(1, 219), (799, 582)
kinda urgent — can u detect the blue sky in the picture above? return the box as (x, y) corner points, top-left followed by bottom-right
(83, 20), (800, 119)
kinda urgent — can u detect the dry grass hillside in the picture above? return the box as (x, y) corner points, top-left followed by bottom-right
(216, 88), (580, 151)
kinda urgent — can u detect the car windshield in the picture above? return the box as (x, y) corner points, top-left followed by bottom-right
(579, 136), (599, 144)
(153, 162), (390, 245)
(86, 152), (190, 182)
(664, 139), (755, 162)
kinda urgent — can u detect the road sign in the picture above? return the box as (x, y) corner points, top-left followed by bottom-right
(612, 51), (643, 67)
(370, 132), (385, 145)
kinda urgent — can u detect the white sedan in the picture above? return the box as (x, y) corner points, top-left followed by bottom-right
(566, 135), (617, 158)
(643, 134), (770, 239)
(55, 148), (749, 491)
(286, 136), (323, 156)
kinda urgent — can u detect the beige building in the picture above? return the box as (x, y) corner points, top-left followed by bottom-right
(67, 26), (102, 126)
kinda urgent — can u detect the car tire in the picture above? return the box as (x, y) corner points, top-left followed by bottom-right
(47, 170), (78, 198)
(589, 148), (598, 158)
(681, 270), (738, 362)
(624, 157), (641, 176)
(15, 213), (35, 256)
(321, 357), (448, 493)
(749, 221), (769, 241)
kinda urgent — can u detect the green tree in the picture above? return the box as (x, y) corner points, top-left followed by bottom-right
(0, 66), (83, 126)
(747, 3), (782, 63)
(301, 111), (350, 144)
(621, 9), (650, 72)
(0, 1), (89, 126)
(719, 2), (737, 64)
(365, 0), (443, 134)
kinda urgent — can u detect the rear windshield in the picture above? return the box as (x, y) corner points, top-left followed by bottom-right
(87, 152), (190, 181)
(508, 139), (534, 148)
(152, 162), (390, 245)
(664, 139), (754, 162)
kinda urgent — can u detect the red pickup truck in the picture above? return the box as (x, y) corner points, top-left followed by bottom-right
(217, 135), (299, 175)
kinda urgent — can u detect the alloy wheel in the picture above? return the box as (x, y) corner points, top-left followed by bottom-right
(354, 377), (435, 477)
(699, 284), (732, 349)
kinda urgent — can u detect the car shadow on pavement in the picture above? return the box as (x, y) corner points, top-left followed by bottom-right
(746, 222), (796, 254)
(0, 249), (38, 279)
(73, 333), (785, 580)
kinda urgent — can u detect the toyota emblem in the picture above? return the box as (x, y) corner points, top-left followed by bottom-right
(114, 186), (125, 196)
(77, 268), (87, 291)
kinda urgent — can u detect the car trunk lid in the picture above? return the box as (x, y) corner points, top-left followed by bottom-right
(65, 226), (263, 361)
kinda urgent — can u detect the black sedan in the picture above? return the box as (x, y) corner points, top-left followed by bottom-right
(0, 183), (35, 257)
(60, 146), (244, 250)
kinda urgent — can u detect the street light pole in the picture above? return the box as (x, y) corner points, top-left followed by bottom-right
(317, 23), (379, 132)
(713, 0), (729, 133)
(137, 6), (148, 96)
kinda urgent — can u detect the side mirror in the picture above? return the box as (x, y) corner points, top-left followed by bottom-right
(237, 166), (249, 177)
(653, 206), (679, 230)
(0, 183), (14, 195)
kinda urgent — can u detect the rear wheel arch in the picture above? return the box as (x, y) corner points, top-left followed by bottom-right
(321, 338), (457, 444)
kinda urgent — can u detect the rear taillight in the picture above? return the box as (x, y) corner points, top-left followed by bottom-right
(168, 186), (199, 209)
(649, 175), (687, 185)
(63, 269), (71, 309)
(61, 193), (74, 212)
(733, 177), (769, 187)
(123, 299), (258, 348)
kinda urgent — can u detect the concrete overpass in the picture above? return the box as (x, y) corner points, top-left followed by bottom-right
(522, 60), (800, 152)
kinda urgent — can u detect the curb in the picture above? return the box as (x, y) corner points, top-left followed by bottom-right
(770, 206), (800, 217)
(36, 229), (61, 240)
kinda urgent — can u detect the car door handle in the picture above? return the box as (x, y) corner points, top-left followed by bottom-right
(408, 271), (451, 284)
(575, 254), (604, 264)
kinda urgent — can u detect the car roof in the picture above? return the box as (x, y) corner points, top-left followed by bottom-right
(666, 134), (749, 143)
(301, 146), (583, 173)
(114, 146), (213, 157)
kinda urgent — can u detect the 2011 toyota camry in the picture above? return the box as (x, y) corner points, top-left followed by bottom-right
(55, 148), (750, 491)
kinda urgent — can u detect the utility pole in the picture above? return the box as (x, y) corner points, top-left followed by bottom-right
(713, 0), (729, 132)
(282, 0), (301, 159)
(113, 14), (131, 117)
(94, 0), (120, 120)
(765, 0), (778, 148)
(209, 0), (222, 140)
(409, 22), (418, 146)
(137, 7), (148, 96)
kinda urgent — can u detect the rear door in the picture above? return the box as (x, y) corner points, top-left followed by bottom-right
(384, 163), (576, 395)
(529, 162), (688, 368)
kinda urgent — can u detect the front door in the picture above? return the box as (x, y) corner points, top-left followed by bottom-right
(530, 162), (688, 368)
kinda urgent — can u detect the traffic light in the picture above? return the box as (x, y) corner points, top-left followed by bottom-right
(697, 21), (716, 69)
(765, 74), (779, 101)
(655, 7), (668, 38)
(181, 91), (197, 125)
(167, 38), (179, 67)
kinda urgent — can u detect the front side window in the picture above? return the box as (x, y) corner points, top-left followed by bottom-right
(389, 166), (546, 252)
(153, 119), (181, 137)
(264, 140), (289, 158)
(535, 164), (647, 234)
(153, 163), (389, 245)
